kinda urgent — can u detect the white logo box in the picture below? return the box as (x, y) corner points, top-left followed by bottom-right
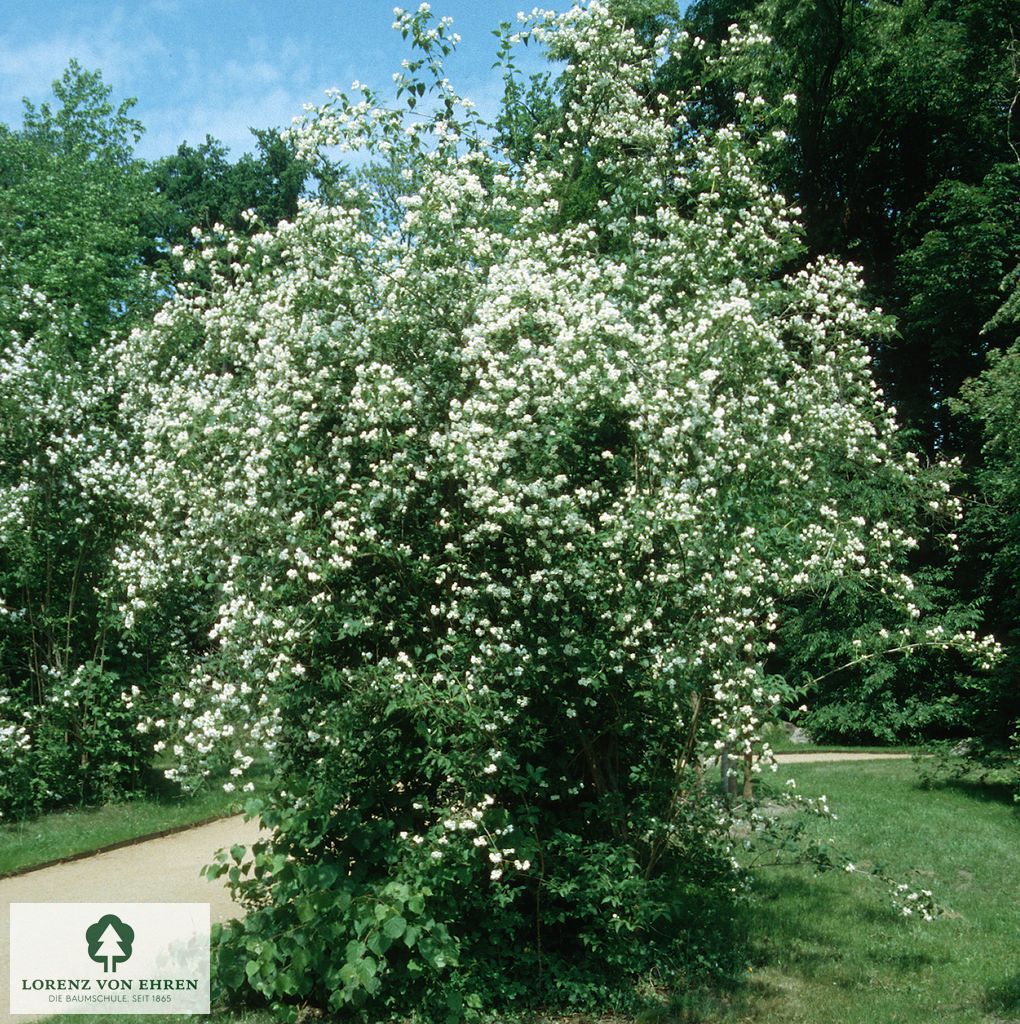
(10, 903), (209, 1015)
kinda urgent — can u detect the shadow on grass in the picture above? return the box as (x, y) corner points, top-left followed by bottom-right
(984, 972), (1020, 1015)
(747, 873), (936, 982)
(135, 763), (191, 801)
(929, 777), (1018, 809)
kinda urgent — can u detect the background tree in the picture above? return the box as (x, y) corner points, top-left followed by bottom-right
(147, 127), (314, 252)
(945, 271), (1020, 793)
(674, 0), (1020, 742)
(680, 0), (1018, 451)
(0, 61), (161, 345)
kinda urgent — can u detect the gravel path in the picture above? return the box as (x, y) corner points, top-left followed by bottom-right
(0, 814), (263, 1023)
(773, 751), (913, 764)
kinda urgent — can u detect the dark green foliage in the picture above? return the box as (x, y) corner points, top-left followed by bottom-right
(898, 163), (1020, 453)
(777, 570), (985, 744)
(680, 0), (1018, 451)
(147, 128), (313, 250)
(0, 664), (148, 819)
(208, 774), (740, 1020)
(675, 0), (1019, 742)
(951, 323), (1020, 793)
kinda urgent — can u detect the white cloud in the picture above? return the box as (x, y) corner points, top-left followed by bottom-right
(137, 35), (359, 158)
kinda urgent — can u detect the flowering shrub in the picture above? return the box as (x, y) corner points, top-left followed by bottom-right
(0, 271), (155, 816)
(0, 663), (145, 818)
(118, 2), (998, 1017)
(0, 66), (169, 818)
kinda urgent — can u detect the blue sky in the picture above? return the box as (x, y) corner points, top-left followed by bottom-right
(0, 1), (569, 160)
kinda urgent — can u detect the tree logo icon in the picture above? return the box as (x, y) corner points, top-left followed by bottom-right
(85, 914), (135, 973)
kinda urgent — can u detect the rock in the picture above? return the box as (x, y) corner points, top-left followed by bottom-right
(780, 721), (813, 745)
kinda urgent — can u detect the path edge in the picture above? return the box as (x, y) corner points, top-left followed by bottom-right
(0, 811), (248, 881)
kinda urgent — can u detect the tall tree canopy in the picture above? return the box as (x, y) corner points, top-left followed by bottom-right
(683, 0), (1019, 452)
(148, 128), (313, 251)
(0, 61), (161, 344)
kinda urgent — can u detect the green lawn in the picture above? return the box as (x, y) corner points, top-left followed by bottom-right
(0, 783), (246, 876)
(723, 760), (1020, 1024)
(774, 743), (919, 755)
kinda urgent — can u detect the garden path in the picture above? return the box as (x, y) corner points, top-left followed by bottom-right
(773, 751), (913, 764)
(0, 813), (263, 1024)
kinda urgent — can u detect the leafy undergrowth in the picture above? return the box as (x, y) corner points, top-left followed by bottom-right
(42, 1014), (275, 1024)
(0, 769), (267, 876)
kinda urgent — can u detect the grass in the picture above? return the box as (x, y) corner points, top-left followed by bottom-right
(717, 760), (1020, 1024)
(0, 780), (251, 876)
(774, 742), (919, 754)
